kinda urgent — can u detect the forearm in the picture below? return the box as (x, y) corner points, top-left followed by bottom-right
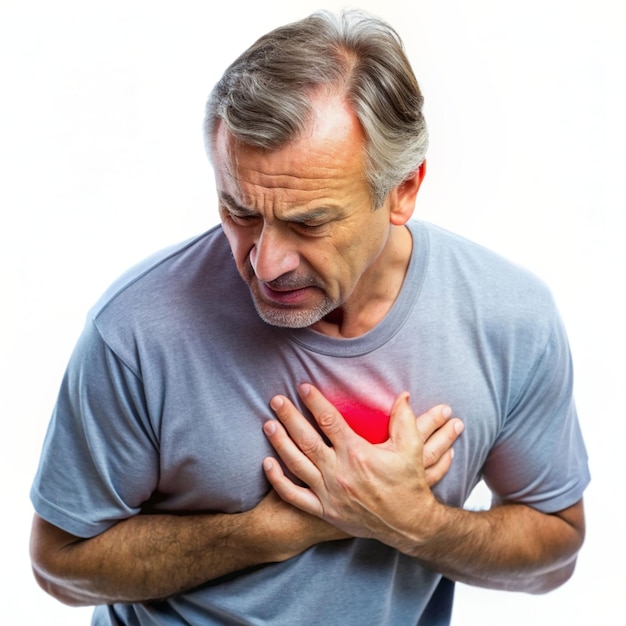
(398, 499), (585, 594)
(31, 494), (347, 606)
(32, 511), (272, 606)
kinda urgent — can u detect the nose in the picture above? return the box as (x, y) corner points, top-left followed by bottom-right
(249, 224), (300, 282)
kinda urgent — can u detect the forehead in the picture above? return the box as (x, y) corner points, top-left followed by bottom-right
(212, 96), (371, 211)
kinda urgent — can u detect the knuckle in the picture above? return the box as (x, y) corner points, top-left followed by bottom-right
(422, 446), (438, 467)
(298, 433), (323, 456)
(316, 407), (341, 433)
(347, 447), (368, 466)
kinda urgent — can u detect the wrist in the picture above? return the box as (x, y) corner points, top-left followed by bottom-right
(391, 494), (451, 557)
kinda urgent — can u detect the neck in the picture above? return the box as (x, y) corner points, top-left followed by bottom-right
(310, 225), (413, 338)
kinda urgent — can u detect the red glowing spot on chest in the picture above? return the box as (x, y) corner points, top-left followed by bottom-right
(333, 398), (390, 444)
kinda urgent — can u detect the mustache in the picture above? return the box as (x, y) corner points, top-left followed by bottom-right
(243, 259), (323, 290)
(265, 275), (322, 290)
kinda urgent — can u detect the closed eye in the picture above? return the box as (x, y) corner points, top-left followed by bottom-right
(291, 220), (328, 234)
(288, 209), (335, 235)
(219, 201), (260, 227)
(228, 211), (261, 226)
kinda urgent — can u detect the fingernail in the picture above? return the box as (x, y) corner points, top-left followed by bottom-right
(299, 383), (312, 396)
(270, 396), (284, 411)
(263, 420), (277, 435)
(454, 420), (464, 434)
(442, 405), (452, 418)
(263, 458), (273, 471)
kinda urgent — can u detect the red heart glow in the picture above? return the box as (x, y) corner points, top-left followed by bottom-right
(332, 398), (390, 444)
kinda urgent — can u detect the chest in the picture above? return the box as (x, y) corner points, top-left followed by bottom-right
(142, 332), (506, 514)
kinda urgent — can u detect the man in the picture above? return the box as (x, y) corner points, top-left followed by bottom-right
(30, 9), (589, 625)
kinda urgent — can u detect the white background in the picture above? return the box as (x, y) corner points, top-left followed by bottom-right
(1, 0), (623, 623)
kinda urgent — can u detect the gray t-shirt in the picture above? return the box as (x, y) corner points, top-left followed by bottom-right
(31, 220), (590, 625)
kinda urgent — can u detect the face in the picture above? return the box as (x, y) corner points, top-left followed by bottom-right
(212, 95), (409, 329)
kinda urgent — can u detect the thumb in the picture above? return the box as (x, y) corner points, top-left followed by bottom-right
(387, 391), (419, 444)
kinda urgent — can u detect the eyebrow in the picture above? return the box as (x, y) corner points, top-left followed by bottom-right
(219, 192), (340, 223)
(288, 207), (337, 224)
(219, 193), (256, 216)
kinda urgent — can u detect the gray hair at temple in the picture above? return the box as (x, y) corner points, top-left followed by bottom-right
(204, 9), (428, 209)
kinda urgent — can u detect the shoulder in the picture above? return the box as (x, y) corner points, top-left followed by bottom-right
(409, 221), (563, 365)
(89, 225), (230, 319)
(412, 220), (556, 314)
(82, 226), (252, 362)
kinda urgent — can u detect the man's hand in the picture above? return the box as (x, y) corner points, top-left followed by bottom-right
(262, 384), (462, 543)
(263, 384), (585, 594)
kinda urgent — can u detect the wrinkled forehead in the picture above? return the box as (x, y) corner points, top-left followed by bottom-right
(212, 110), (372, 216)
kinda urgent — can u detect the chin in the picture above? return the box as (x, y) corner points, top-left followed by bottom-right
(253, 304), (322, 329)
(251, 297), (335, 329)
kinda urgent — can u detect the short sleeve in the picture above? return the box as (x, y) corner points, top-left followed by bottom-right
(482, 308), (590, 513)
(30, 319), (160, 538)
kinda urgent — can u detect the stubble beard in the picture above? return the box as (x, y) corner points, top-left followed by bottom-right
(242, 262), (337, 329)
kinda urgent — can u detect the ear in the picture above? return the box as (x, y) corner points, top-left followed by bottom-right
(389, 160), (426, 226)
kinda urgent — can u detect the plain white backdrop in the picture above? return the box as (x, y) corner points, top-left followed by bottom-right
(1, 0), (623, 623)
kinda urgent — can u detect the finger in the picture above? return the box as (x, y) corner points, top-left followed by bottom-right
(298, 383), (356, 448)
(270, 393), (334, 460)
(263, 416), (325, 488)
(424, 449), (454, 487)
(422, 417), (464, 470)
(262, 457), (324, 516)
(265, 396), (333, 486)
(415, 404), (453, 442)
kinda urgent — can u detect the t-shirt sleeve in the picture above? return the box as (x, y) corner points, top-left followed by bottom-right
(30, 319), (160, 538)
(481, 307), (590, 514)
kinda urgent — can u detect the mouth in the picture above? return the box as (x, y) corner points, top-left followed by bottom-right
(258, 281), (315, 306)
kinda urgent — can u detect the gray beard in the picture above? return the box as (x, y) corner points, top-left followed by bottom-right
(250, 293), (336, 328)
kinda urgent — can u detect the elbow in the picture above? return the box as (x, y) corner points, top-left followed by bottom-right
(490, 553), (580, 595)
(527, 557), (578, 595)
(527, 520), (585, 595)
(29, 513), (94, 607)
(528, 535), (585, 595)
(31, 564), (91, 607)
(528, 498), (586, 595)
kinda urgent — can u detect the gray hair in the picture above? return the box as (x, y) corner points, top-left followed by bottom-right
(204, 9), (428, 208)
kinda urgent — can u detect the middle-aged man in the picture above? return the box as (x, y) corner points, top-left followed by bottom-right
(30, 9), (590, 625)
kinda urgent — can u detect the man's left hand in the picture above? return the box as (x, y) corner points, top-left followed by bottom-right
(262, 383), (461, 542)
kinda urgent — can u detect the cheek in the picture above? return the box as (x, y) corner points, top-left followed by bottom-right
(322, 227), (363, 273)
(335, 227), (384, 280)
